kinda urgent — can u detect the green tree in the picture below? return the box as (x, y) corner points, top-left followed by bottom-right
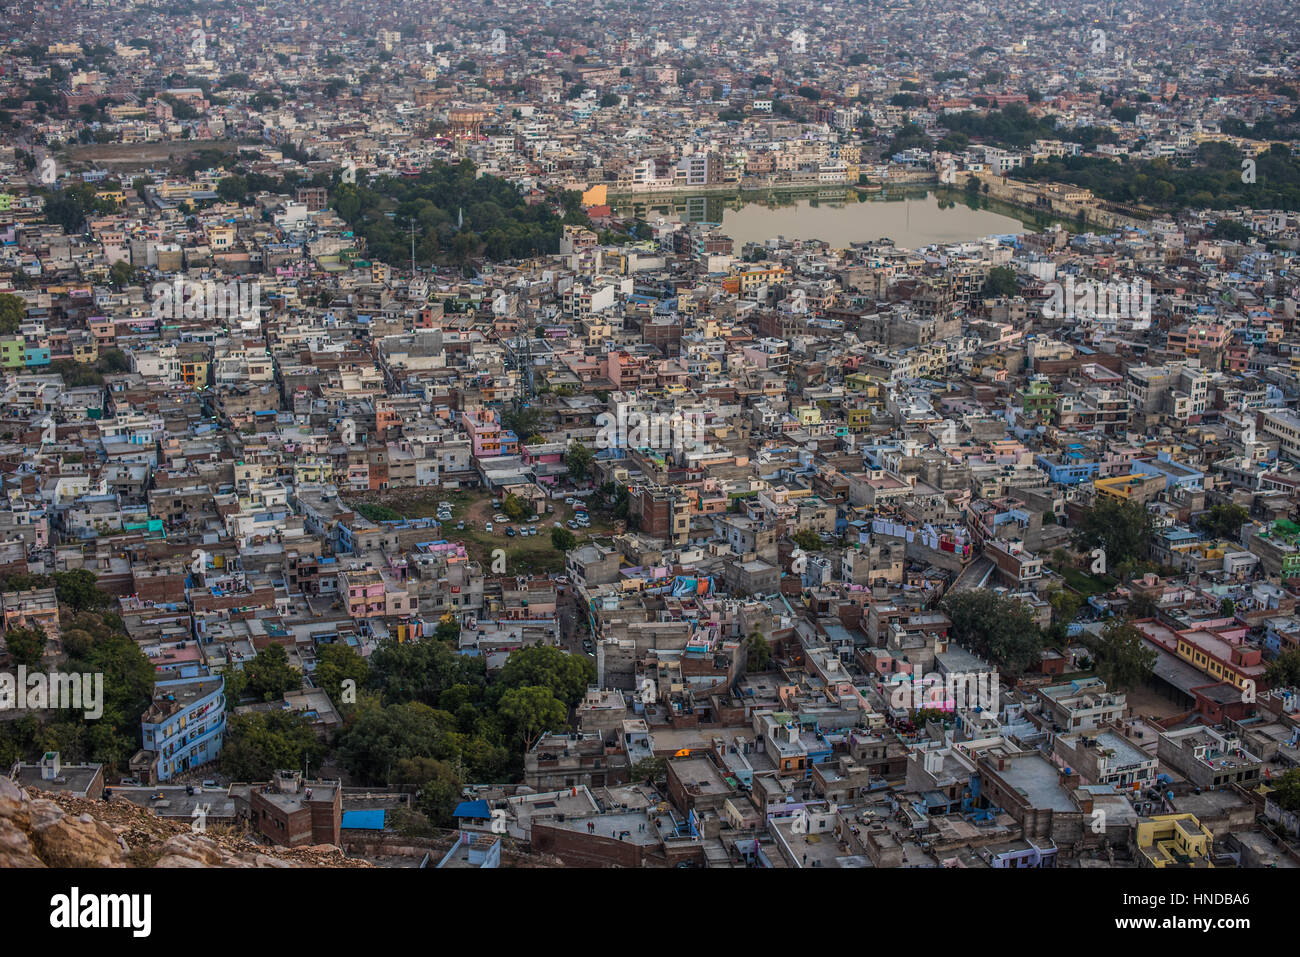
(2, 626), (47, 668)
(435, 615), (460, 642)
(630, 756), (667, 788)
(499, 685), (566, 750)
(52, 569), (111, 611)
(497, 644), (593, 709)
(1044, 584), (1083, 643)
(58, 611), (155, 769)
(244, 642), (301, 701)
(982, 266), (1018, 298)
(565, 440), (594, 483)
(1073, 497), (1155, 570)
(219, 663), (248, 704)
(502, 493), (528, 523)
(1047, 585), (1083, 624)
(399, 757), (463, 826)
(551, 526), (577, 551)
(219, 710), (325, 781)
(502, 404), (542, 439)
(1196, 503), (1250, 541)
(791, 529), (822, 552)
(1271, 767), (1300, 812)
(367, 637), (484, 707)
(1265, 648), (1300, 688)
(313, 642), (369, 708)
(336, 698), (458, 785)
(745, 630), (773, 671)
(108, 260), (135, 289)
(940, 590), (1045, 674)
(1083, 618), (1157, 690)
(0, 293), (25, 335)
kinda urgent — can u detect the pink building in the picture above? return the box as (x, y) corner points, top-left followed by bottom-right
(340, 567), (386, 618)
(462, 409), (518, 459)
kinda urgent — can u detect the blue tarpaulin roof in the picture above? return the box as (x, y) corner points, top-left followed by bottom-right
(341, 809), (386, 830)
(453, 799), (492, 819)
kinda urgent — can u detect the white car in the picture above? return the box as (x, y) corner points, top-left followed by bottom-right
(484, 522), (493, 533)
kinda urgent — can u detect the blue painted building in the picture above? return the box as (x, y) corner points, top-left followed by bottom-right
(140, 675), (225, 781)
(1035, 450), (1098, 485)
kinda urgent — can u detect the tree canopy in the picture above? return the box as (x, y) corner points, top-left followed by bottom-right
(332, 159), (588, 266)
(1073, 496), (1155, 571)
(1082, 618), (1157, 690)
(940, 590), (1045, 674)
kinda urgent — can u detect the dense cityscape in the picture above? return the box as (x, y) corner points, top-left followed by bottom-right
(0, 0), (1296, 904)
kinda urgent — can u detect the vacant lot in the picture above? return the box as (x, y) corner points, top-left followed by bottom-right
(1056, 564), (1116, 596)
(343, 487), (618, 576)
(64, 139), (241, 170)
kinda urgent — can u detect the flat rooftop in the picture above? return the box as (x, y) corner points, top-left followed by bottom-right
(998, 755), (1078, 812)
(12, 763), (101, 795)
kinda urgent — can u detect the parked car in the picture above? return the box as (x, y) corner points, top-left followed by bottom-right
(119, 777), (141, 787)
(456, 522), (465, 530)
(485, 523), (493, 533)
(505, 526), (516, 537)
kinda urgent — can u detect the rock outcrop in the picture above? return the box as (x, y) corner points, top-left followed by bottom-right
(0, 777), (370, 868)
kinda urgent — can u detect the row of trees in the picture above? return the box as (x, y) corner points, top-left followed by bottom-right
(1015, 142), (1300, 214)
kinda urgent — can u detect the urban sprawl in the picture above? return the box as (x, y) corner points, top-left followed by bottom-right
(2, 0), (1300, 871)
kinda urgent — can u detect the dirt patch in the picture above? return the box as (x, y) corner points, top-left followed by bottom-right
(1123, 684), (1189, 721)
(63, 139), (241, 170)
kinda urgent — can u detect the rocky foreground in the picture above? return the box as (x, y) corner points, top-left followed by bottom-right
(0, 777), (370, 868)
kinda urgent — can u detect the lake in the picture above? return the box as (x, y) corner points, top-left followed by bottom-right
(609, 188), (1067, 252)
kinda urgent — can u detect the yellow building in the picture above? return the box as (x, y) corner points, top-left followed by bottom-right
(847, 407), (872, 432)
(180, 359), (210, 389)
(1093, 472), (1164, 503)
(731, 264), (790, 292)
(1134, 814), (1214, 868)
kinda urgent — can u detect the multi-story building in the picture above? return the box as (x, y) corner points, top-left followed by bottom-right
(138, 676), (225, 782)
